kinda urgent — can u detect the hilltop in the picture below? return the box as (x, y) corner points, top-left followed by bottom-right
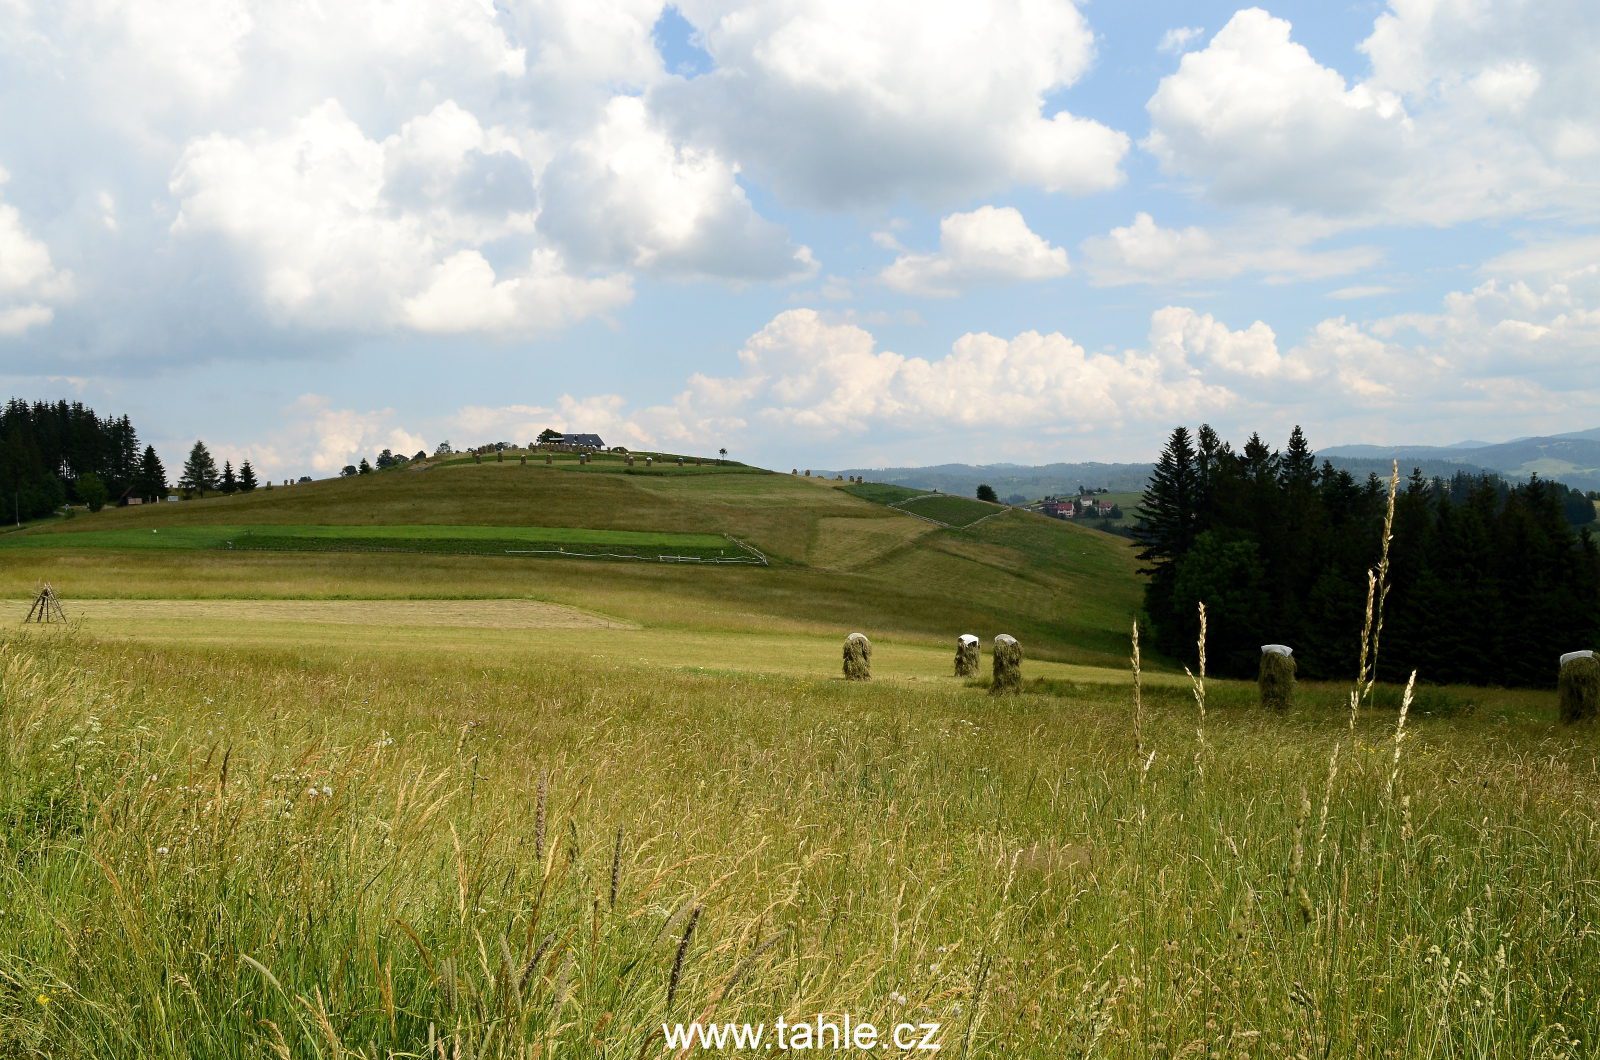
(1, 449), (1144, 668)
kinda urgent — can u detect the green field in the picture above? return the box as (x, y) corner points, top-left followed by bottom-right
(841, 481), (932, 506)
(891, 492), (1002, 528)
(2, 457), (1598, 1057)
(0, 523), (754, 562)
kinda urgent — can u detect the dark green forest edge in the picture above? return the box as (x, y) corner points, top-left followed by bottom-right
(1134, 425), (1600, 688)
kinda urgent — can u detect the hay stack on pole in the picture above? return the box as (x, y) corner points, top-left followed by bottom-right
(955, 634), (979, 677)
(1558, 650), (1599, 724)
(1259, 644), (1296, 711)
(24, 583), (67, 623)
(991, 634), (1021, 694)
(843, 633), (872, 681)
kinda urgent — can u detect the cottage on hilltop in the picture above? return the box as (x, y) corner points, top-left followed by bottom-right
(537, 433), (606, 450)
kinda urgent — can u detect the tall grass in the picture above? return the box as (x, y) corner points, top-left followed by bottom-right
(3, 631), (1599, 1057)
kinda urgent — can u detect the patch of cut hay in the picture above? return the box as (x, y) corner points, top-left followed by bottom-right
(1558, 653), (1599, 724)
(1259, 648), (1296, 712)
(843, 632), (872, 681)
(991, 634), (1021, 695)
(955, 634), (979, 678)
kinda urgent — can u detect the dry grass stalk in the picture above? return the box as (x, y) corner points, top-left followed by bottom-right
(1350, 461), (1400, 729)
(1314, 742), (1340, 870)
(609, 827), (623, 910)
(1183, 602), (1207, 773)
(534, 769), (548, 865)
(1131, 620), (1144, 759)
(1387, 670), (1416, 801)
(843, 633), (872, 681)
(666, 904), (702, 1009)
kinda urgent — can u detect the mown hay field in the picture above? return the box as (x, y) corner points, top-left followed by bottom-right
(3, 629), (1598, 1058)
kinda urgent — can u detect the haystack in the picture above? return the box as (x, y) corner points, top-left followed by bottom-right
(843, 633), (872, 681)
(1558, 650), (1599, 724)
(991, 634), (1022, 694)
(955, 634), (980, 677)
(1258, 644), (1295, 712)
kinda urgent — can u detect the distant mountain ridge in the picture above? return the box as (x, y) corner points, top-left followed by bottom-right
(1321, 429), (1600, 490)
(832, 427), (1600, 499)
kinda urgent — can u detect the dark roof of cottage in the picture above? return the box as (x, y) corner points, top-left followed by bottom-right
(558, 433), (606, 447)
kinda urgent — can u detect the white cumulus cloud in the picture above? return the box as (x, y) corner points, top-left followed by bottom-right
(0, 166), (72, 335)
(1081, 212), (1381, 286)
(169, 100), (630, 334)
(881, 206), (1069, 297)
(658, 0), (1129, 206)
(539, 95), (815, 281)
(1145, 4), (1600, 225)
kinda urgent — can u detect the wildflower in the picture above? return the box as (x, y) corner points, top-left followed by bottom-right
(37, 994), (49, 1006)
(156, 846), (169, 856)
(321, 784), (332, 797)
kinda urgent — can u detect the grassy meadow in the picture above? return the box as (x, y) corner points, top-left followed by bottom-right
(2, 460), (1598, 1057)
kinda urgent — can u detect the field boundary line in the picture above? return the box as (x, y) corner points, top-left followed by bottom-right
(725, 536), (770, 566)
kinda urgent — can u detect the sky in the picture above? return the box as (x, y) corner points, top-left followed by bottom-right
(2, 0), (1598, 480)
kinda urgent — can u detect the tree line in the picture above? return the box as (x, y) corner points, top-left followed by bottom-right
(0, 398), (278, 520)
(1, 399), (169, 519)
(1135, 425), (1600, 688)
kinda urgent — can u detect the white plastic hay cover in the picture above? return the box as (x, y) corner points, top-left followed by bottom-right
(1560, 650), (1595, 666)
(995, 633), (1017, 645)
(958, 634), (979, 646)
(1261, 644), (1293, 656)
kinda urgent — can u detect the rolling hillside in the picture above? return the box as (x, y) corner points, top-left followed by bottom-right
(1, 455), (1145, 667)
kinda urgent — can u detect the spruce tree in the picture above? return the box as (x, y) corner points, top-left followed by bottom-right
(179, 440), (219, 497)
(136, 445), (167, 502)
(1134, 426), (1200, 653)
(238, 460), (258, 492)
(220, 461), (238, 494)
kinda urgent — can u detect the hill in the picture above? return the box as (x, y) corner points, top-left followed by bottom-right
(0, 453), (1144, 668)
(825, 460), (1158, 501)
(1322, 429), (1600, 490)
